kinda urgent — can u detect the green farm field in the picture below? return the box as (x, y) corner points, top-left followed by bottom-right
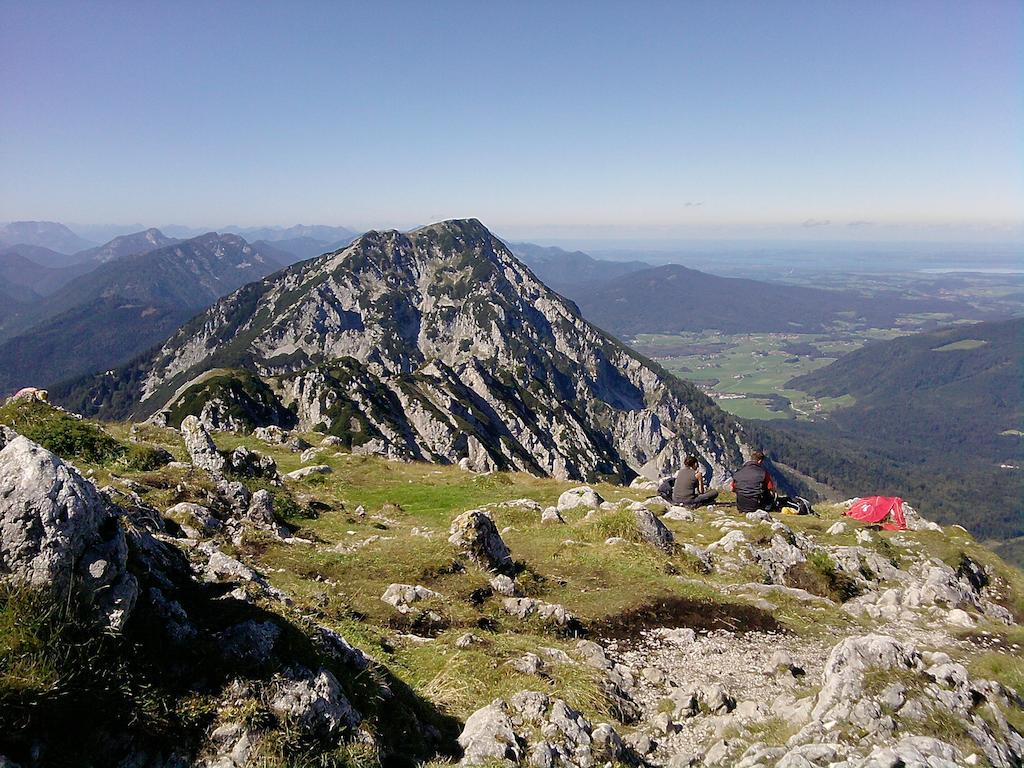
(629, 330), (895, 421)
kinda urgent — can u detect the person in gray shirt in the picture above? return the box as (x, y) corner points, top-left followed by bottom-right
(672, 455), (719, 507)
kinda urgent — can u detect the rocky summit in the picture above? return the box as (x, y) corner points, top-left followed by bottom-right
(59, 219), (748, 485)
(0, 398), (1022, 768)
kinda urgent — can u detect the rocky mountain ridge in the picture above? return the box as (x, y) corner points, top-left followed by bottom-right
(69, 227), (179, 265)
(58, 219), (756, 485)
(0, 233), (285, 394)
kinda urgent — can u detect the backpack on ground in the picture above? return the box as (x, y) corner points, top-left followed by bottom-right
(779, 495), (815, 516)
(657, 476), (675, 502)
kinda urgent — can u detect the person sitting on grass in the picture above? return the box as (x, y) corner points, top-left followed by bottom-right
(731, 450), (792, 513)
(672, 455), (719, 508)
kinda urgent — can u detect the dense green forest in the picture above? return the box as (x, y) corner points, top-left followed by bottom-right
(752, 318), (1023, 563)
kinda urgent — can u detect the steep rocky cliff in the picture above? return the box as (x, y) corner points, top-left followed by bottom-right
(59, 219), (752, 485)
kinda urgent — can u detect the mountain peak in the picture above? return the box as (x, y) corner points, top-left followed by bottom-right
(413, 217), (488, 235)
(0, 220), (95, 255)
(75, 228), (179, 265)
(58, 217), (747, 484)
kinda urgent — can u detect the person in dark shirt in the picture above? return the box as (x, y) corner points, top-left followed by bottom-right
(731, 450), (789, 513)
(672, 455), (719, 507)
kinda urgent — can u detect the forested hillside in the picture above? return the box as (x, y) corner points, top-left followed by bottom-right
(754, 318), (1024, 562)
(0, 234), (284, 394)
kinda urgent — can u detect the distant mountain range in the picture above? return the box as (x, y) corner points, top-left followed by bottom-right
(0, 233), (284, 394)
(0, 220), (366, 393)
(572, 263), (983, 335)
(0, 246), (93, 302)
(229, 224), (358, 243)
(0, 221), (96, 259)
(507, 242), (652, 294)
(510, 242), (981, 336)
(251, 236), (355, 264)
(0, 220), (358, 268)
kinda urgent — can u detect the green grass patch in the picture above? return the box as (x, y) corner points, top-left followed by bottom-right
(715, 396), (791, 421)
(970, 651), (1024, 695)
(0, 400), (171, 472)
(0, 399), (125, 465)
(743, 716), (798, 746)
(784, 550), (862, 603)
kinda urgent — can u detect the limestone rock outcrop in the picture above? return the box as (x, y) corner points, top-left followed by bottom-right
(458, 693), (627, 767)
(557, 486), (604, 512)
(633, 508), (674, 552)
(0, 434), (137, 631)
(449, 509), (513, 574)
(181, 415), (227, 475)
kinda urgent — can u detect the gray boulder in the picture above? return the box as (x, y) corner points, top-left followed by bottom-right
(381, 583), (442, 613)
(489, 574), (520, 596)
(556, 486), (604, 512)
(633, 508), (674, 551)
(664, 505), (696, 522)
(862, 736), (962, 768)
(752, 533), (807, 584)
(502, 597), (577, 627)
(216, 619), (281, 670)
(699, 682), (735, 714)
(214, 478), (252, 518)
(812, 634), (921, 722)
(458, 700), (521, 765)
(165, 502), (222, 539)
(202, 722), (258, 768)
(147, 586), (198, 645)
(0, 435), (138, 631)
(459, 693), (626, 767)
(254, 425), (288, 444)
(227, 446), (281, 484)
(285, 465), (332, 481)
(449, 509), (513, 574)
(314, 625), (371, 672)
(541, 507), (565, 524)
(300, 447), (322, 464)
(181, 415), (227, 475)
(244, 489), (288, 538)
(271, 666), (361, 739)
(0, 424), (19, 449)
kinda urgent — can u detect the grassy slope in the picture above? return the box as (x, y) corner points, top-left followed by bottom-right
(144, 426), (1024, 697)
(2, 402), (1023, 763)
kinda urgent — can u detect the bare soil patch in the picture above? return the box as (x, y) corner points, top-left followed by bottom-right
(591, 595), (780, 640)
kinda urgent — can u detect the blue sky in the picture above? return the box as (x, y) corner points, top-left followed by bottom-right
(1, 0), (1021, 241)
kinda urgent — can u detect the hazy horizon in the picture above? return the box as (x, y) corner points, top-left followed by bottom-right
(6, 219), (1023, 253)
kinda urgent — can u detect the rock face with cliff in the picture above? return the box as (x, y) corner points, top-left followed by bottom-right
(59, 219), (750, 484)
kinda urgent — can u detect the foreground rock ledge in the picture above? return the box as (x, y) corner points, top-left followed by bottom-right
(0, 434), (138, 631)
